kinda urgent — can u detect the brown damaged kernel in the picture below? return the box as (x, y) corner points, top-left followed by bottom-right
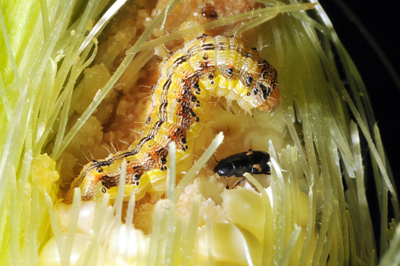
(202, 3), (218, 20)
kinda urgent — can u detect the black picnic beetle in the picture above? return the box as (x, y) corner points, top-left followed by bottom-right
(214, 149), (271, 178)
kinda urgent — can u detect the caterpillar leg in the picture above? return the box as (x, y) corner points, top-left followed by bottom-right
(217, 98), (235, 114)
(246, 109), (254, 118)
(227, 100), (235, 115)
(147, 169), (167, 197)
(218, 101), (227, 111)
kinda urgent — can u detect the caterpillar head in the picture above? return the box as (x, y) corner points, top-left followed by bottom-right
(238, 79), (279, 112)
(237, 58), (279, 112)
(256, 62), (279, 111)
(254, 80), (280, 112)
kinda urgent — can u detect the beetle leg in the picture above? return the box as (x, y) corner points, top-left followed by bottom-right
(235, 177), (246, 188)
(223, 176), (229, 189)
(213, 153), (219, 163)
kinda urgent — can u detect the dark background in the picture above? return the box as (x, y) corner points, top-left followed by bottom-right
(320, 0), (400, 176)
(321, 0), (400, 256)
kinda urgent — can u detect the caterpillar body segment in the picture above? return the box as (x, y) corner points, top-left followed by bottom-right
(64, 35), (279, 203)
